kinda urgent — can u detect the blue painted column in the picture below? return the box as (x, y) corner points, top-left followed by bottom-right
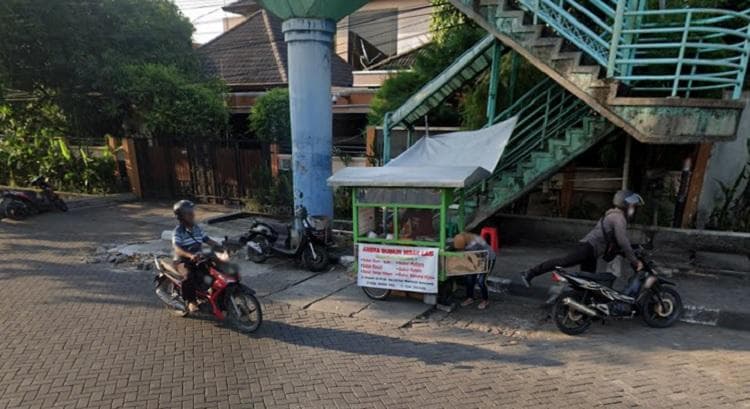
(282, 18), (336, 218)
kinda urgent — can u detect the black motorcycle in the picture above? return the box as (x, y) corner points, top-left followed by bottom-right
(551, 245), (683, 335)
(242, 206), (332, 272)
(0, 176), (68, 220)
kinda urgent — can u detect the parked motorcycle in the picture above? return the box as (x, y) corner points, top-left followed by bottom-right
(551, 244), (683, 335)
(0, 176), (68, 220)
(243, 206), (332, 272)
(153, 247), (262, 333)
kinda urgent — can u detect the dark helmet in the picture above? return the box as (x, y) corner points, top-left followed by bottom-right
(613, 190), (644, 209)
(173, 200), (195, 219)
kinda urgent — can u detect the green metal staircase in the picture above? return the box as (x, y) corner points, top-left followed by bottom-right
(451, 0), (750, 143)
(380, 0), (750, 228)
(461, 78), (615, 227)
(381, 36), (615, 228)
(383, 35), (501, 162)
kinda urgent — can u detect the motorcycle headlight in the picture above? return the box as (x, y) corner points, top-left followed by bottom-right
(216, 251), (230, 262)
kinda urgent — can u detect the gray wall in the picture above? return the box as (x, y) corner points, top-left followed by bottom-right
(697, 92), (750, 228)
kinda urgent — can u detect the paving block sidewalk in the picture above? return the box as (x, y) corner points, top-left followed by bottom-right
(487, 242), (750, 331)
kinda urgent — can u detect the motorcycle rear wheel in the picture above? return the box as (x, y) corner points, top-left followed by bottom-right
(5, 200), (30, 220)
(227, 287), (262, 333)
(155, 279), (188, 317)
(552, 291), (593, 335)
(641, 287), (682, 328)
(303, 242), (328, 272)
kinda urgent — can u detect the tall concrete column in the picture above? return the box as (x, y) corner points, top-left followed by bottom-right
(282, 18), (335, 218)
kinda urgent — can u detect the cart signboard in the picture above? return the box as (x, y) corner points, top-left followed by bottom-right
(357, 243), (438, 293)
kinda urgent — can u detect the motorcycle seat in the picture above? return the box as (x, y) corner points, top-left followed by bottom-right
(568, 271), (617, 286)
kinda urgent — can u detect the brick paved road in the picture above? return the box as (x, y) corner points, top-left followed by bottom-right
(1, 204), (749, 409)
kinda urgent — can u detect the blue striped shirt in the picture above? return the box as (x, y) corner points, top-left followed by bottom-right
(172, 224), (208, 260)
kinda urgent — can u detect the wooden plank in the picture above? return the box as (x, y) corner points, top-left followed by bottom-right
(269, 143), (280, 178)
(681, 143), (713, 228)
(171, 147), (191, 197)
(121, 138), (142, 198)
(366, 126), (377, 166)
(560, 164), (575, 217)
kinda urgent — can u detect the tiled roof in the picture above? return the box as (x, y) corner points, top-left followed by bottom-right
(199, 10), (353, 89)
(366, 43), (430, 71)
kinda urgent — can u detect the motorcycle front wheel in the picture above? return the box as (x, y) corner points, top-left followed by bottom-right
(246, 236), (270, 263)
(302, 242), (328, 272)
(641, 287), (682, 328)
(552, 291), (593, 335)
(53, 197), (68, 212)
(227, 286), (262, 333)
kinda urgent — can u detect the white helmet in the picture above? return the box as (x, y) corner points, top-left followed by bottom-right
(613, 190), (644, 209)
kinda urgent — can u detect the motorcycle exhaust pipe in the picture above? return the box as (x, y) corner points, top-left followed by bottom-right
(155, 286), (186, 310)
(562, 297), (598, 317)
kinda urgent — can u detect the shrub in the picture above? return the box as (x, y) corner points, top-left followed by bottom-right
(0, 103), (118, 193)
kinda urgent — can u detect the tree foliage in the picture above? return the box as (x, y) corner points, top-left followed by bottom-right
(0, 103), (117, 193)
(0, 0), (227, 139)
(368, 6), (485, 126)
(249, 88), (291, 144)
(115, 64), (228, 139)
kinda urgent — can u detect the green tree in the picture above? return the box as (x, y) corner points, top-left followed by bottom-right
(249, 88), (291, 145)
(114, 64), (228, 139)
(368, 12), (484, 125)
(0, 102), (117, 192)
(0, 0), (225, 139)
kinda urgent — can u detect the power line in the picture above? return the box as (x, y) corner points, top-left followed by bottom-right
(200, 21), (461, 69)
(193, 8), (435, 36)
(191, 4), (437, 42)
(200, 9), (438, 53)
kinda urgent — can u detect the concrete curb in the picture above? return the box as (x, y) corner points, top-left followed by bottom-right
(486, 276), (750, 332)
(67, 193), (138, 210)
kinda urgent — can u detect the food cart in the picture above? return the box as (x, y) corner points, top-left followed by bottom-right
(327, 117), (517, 304)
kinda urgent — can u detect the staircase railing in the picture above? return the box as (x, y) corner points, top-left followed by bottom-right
(463, 78), (590, 198)
(616, 7), (750, 99)
(517, 0), (620, 67)
(504, 0), (750, 98)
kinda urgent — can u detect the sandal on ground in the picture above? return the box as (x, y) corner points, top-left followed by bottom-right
(478, 300), (489, 310)
(461, 298), (475, 307)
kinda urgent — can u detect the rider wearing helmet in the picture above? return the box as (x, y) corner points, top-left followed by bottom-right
(172, 200), (220, 313)
(519, 190), (645, 288)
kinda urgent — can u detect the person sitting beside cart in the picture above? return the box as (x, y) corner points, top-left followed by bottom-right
(453, 232), (496, 310)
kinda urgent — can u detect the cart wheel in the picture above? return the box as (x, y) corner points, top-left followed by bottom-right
(362, 287), (390, 301)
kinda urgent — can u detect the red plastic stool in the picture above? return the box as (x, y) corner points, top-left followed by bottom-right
(480, 226), (500, 254)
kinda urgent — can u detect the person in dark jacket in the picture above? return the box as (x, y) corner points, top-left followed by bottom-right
(519, 190), (645, 288)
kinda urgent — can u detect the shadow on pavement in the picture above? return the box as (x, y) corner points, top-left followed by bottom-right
(255, 321), (564, 367)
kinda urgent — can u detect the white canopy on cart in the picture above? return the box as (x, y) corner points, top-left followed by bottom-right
(328, 116), (518, 188)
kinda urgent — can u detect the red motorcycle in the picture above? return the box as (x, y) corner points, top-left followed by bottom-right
(153, 248), (262, 333)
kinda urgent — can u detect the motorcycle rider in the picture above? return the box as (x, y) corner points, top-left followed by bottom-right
(172, 200), (220, 313)
(519, 190), (645, 288)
